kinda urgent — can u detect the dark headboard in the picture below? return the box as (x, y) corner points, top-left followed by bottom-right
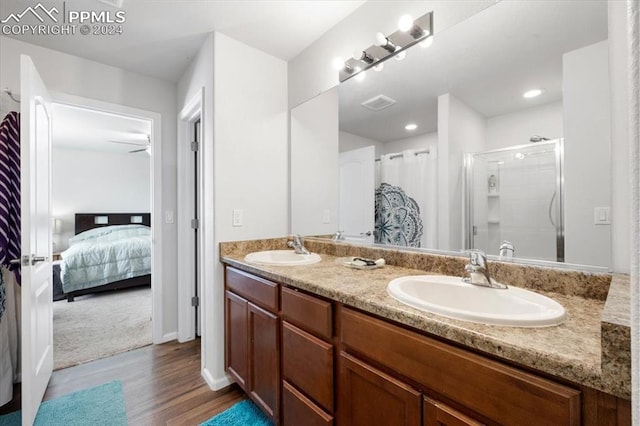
(74, 213), (151, 235)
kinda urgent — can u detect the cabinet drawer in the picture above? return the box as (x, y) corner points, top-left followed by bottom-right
(226, 267), (278, 312)
(424, 396), (485, 426)
(341, 308), (581, 426)
(283, 321), (334, 411)
(283, 381), (333, 426)
(282, 286), (332, 340)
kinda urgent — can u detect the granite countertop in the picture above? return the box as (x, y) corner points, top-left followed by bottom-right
(219, 238), (631, 400)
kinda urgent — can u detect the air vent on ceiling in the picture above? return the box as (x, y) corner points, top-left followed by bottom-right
(360, 95), (396, 111)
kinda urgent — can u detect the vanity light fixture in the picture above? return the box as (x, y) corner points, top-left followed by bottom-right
(398, 14), (429, 40)
(419, 36), (434, 48)
(395, 48), (406, 61)
(405, 123), (418, 131)
(376, 32), (398, 53)
(354, 50), (376, 65)
(523, 88), (543, 98)
(336, 11), (433, 82)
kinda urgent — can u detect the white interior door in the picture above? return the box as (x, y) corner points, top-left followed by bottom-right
(339, 146), (375, 244)
(20, 54), (53, 426)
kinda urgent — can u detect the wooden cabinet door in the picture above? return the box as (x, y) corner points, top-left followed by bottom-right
(249, 302), (280, 423)
(424, 397), (485, 426)
(225, 290), (248, 391)
(283, 381), (334, 426)
(339, 352), (421, 426)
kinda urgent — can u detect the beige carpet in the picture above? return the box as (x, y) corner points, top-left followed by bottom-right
(53, 286), (152, 370)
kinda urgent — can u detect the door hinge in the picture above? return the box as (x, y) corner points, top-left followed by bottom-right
(191, 218), (199, 229)
(191, 296), (199, 307)
(191, 141), (199, 152)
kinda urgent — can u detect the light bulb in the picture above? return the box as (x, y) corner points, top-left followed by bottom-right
(419, 36), (433, 48)
(398, 14), (414, 32)
(373, 62), (384, 72)
(375, 32), (388, 46)
(332, 57), (345, 71)
(395, 50), (406, 61)
(405, 123), (417, 131)
(523, 89), (543, 98)
(354, 68), (365, 82)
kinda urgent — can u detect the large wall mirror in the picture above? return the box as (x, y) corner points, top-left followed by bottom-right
(291, 0), (613, 270)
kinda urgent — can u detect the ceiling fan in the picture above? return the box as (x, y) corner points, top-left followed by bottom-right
(108, 134), (151, 154)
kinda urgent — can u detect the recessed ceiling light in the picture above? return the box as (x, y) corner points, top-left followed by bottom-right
(523, 89), (543, 98)
(405, 123), (417, 131)
(514, 152), (525, 160)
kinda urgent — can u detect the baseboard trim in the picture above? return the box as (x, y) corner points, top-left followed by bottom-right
(202, 367), (233, 391)
(156, 332), (177, 344)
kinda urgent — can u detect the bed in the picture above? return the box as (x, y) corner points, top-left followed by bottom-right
(59, 213), (151, 302)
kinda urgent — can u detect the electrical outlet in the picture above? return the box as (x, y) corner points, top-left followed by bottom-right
(322, 209), (331, 224)
(593, 207), (610, 225)
(232, 209), (243, 227)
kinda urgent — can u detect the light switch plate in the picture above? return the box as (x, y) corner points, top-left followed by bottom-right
(232, 209), (243, 227)
(594, 206), (611, 225)
(165, 211), (174, 224)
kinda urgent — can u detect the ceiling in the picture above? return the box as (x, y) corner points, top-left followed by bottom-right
(338, 0), (608, 143)
(52, 103), (152, 154)
(0, 0), (366, 82)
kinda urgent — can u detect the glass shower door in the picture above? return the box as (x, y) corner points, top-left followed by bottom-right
(464, 140), (564, 262)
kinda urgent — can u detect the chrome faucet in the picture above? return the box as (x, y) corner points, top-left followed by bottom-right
(499, 240), (514, 259)
(287, 234), (310, 255)
(463, 250), (507, 289)
(332, 231), (345, 242)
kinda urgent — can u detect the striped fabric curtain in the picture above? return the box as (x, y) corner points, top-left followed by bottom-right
(0, 111), (21, 321)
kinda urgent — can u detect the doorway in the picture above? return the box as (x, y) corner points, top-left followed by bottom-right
(51, 93), (164, 348)
(177, 91), (203, 341)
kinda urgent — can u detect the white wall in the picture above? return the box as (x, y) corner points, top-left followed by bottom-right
(52, 148), (150, 250)
(608, 1), (631, 273)
(339, 131), (383, 155)
(0, 36), (178, 337)
(291, 88), (339, 235)
(563, 41), (611, 267)
(485, 102), (563, 150)
(438, 93), (486, 251)
(178, 32), (288, 389)
(288, 1), (495, 108)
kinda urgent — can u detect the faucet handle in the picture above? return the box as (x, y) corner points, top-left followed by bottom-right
(465, 249), (487, 267)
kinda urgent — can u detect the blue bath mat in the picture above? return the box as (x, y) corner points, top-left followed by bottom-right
(200, 399), (272, 426)
(0, 380), (126, 426)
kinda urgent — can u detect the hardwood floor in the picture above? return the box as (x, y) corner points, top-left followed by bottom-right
(0, 339), (245, 425)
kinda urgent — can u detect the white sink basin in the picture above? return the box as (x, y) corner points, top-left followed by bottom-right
(244, 250), (321, 266)
(387, 275), (565, 327)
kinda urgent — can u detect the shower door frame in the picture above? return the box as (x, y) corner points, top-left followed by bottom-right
(463, 138), (565, 262)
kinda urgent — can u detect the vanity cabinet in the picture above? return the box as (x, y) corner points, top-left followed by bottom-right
(281, 286), (335, 426)
(338, 351), (421, 425)
(224, 266), (629, 426)
(423, 397), (485, 426)
(340, 307), (581, 425)
(224, 267), (280, 423)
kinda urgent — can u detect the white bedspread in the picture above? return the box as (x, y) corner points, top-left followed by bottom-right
(60, 225), (151, 293)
